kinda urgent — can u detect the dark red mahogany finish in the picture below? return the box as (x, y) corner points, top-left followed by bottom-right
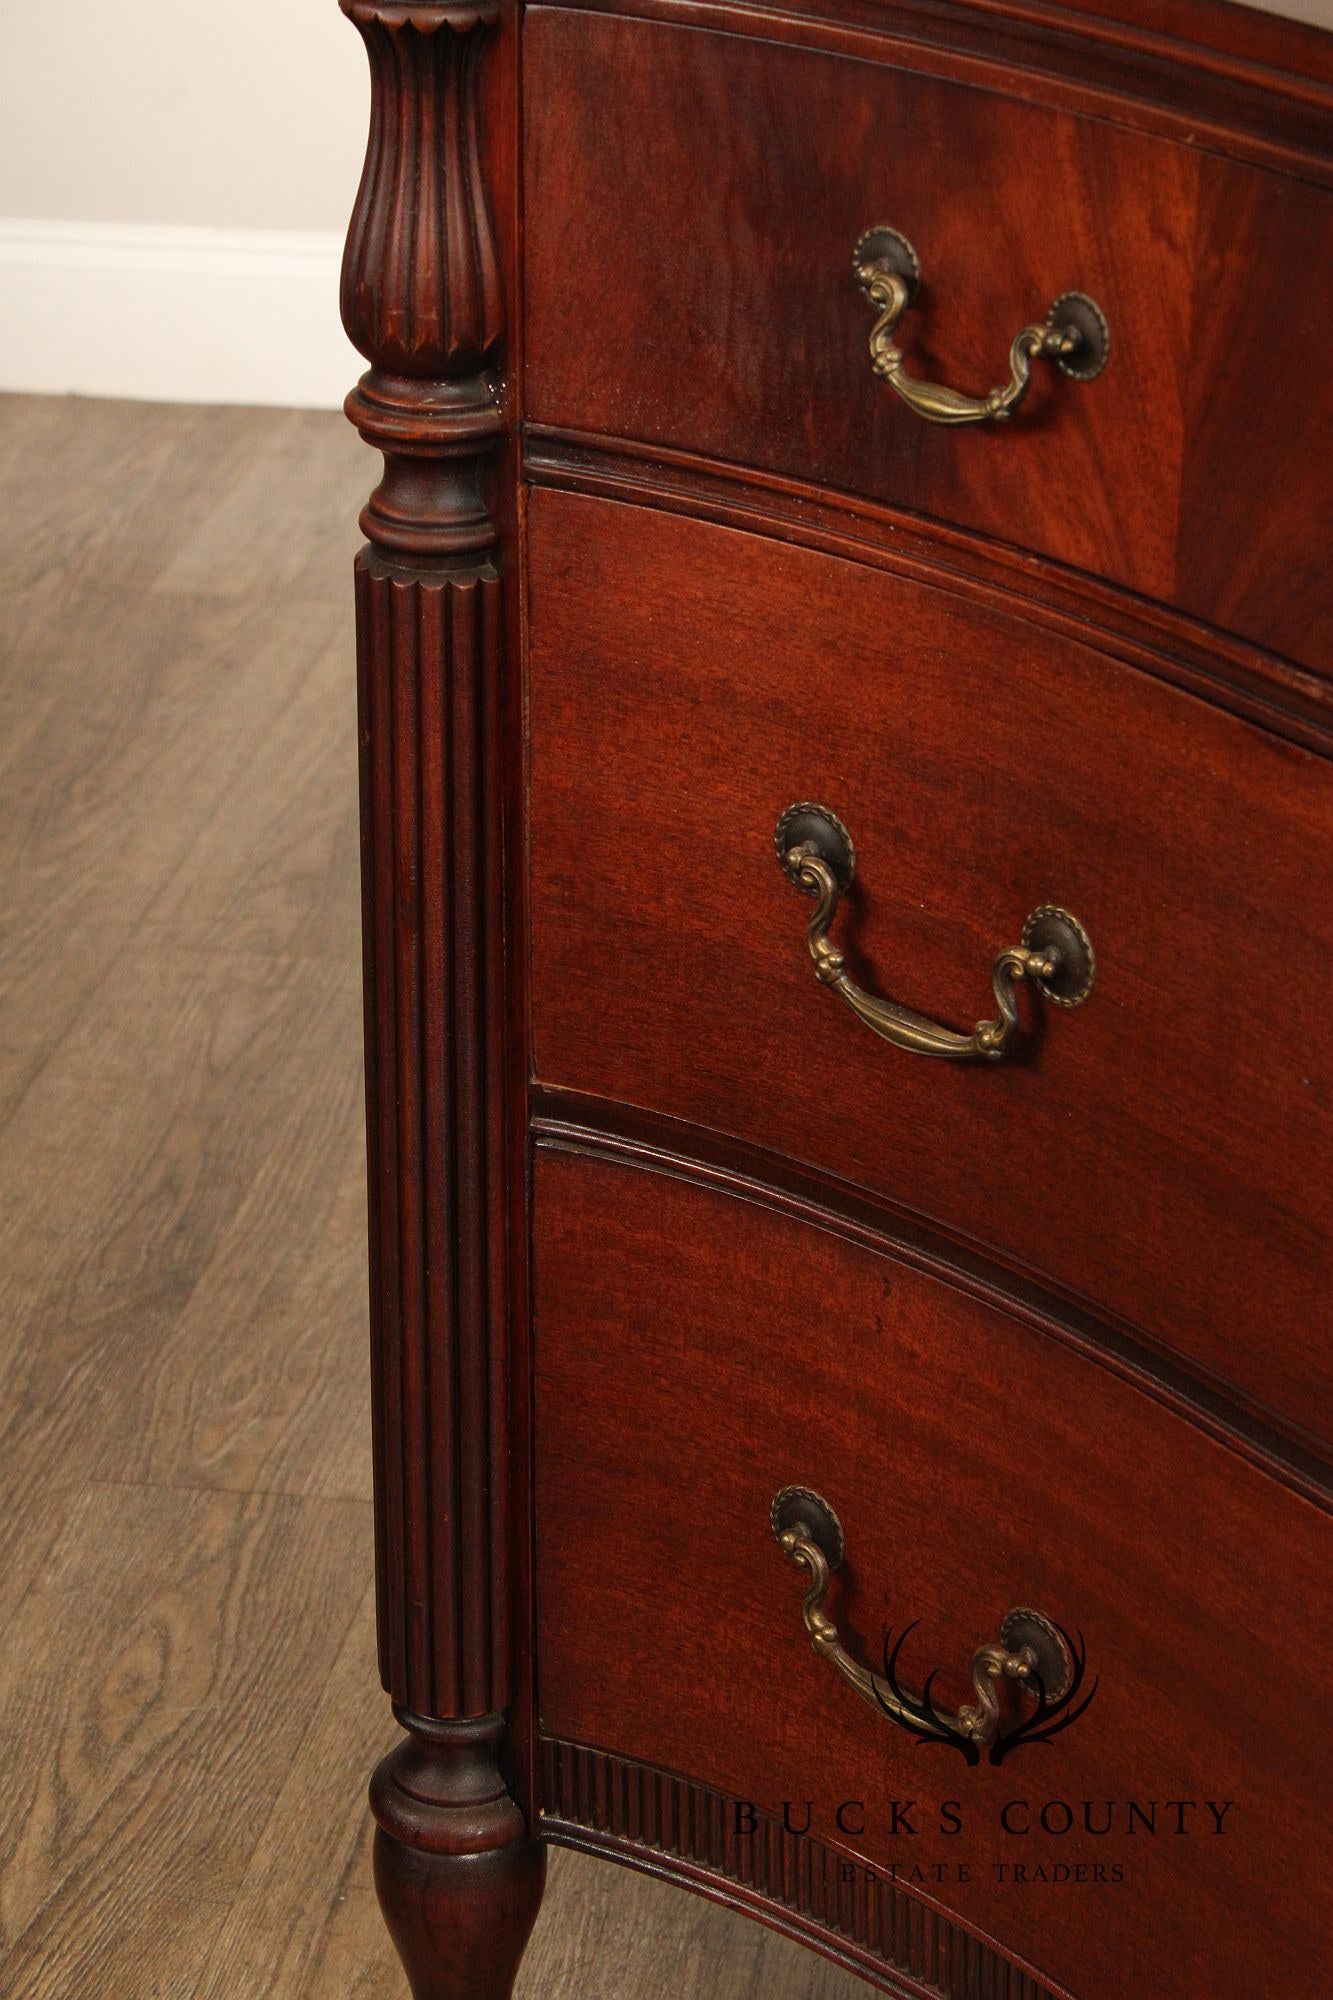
(531, 1148), (1330, 2000)
(523, 4), (1333, 668)
(524, 490), (1333, 1460)
(340, 1), (543, 1991)
(336, 0), (1333, 1992)
(372, 1714), (545, 1999)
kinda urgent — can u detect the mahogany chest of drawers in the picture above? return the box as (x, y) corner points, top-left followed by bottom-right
(335, 0), (1333, 1992)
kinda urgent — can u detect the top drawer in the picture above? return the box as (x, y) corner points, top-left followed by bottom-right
(523, 6), (1333, 671)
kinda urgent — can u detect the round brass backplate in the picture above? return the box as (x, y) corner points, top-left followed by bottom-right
(1049, 292), (1111, 380)
(853, 225), (921, 303)
(1000, 1607), (1074, 1703)
(774, 803), (856, 896)
(770, 1486), (845, 1570)
(1022, 905), (1096, 1008)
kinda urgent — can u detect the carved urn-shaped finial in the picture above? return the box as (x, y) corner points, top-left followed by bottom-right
(340, 0), (503, 379)
(339, 1), (505, 560)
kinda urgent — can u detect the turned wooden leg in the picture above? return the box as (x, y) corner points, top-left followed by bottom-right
(340, 1), (537, 1992)
(372, 1714), (546, 2000)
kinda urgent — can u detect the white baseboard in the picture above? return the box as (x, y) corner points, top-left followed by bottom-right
(0, 219), (361, 410)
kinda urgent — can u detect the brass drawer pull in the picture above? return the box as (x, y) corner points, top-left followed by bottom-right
(771, 1486), (1075, 1756)
(775, 803), (1093, 1062)
(854, 226), (1110, 427)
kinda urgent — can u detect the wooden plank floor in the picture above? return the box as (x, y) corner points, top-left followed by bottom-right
(0, 394), (867, 1999)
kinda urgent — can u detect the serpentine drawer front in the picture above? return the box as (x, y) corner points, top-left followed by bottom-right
(531, 1150), (1326, 2000)
(526, 489), (1332, 1461)
(337, 0), (1333, 1996)
(523, 6), (1333, 669)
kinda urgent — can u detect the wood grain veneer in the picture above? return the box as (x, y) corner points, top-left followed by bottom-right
(333, 0), (1333, 1992)
(532, 1147), (1331, 2000)
(526, 487), (1333, 1455)
(524, 433), (1333, 753)
(523, 5), (1333, 667)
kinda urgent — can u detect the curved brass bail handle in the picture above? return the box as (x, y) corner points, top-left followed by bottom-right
(774, 803), (1094, 1063)
(771, 1486), (1074, 1751)
(854, 226), (1110, 427)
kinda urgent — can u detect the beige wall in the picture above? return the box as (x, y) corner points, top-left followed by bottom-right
(2, 0), (1330, 405)
(0, 0), (367, 234)
(3, 0), (1332, 237)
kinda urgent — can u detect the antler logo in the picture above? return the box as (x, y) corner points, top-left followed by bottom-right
(771, 1488), (1098, 1768)
(874, 1616), (1097, 1767)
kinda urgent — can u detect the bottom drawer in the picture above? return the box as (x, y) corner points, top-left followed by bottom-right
(531, 1145), (1329, 2000)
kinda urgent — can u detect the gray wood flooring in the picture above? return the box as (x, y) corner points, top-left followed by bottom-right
(0, 393), (865, 1999)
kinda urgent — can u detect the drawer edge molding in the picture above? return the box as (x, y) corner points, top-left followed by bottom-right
(530, 1086), (1333, 1507)
(526, 0), (1333, 184)
(539, 1734), (1076, 2000)
(523, 428), (1333, 753)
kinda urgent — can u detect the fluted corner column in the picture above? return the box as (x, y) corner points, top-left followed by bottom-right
(340, 4), (542, 1993)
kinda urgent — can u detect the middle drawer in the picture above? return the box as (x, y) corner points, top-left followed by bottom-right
(526, 488), (1332, 1452)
